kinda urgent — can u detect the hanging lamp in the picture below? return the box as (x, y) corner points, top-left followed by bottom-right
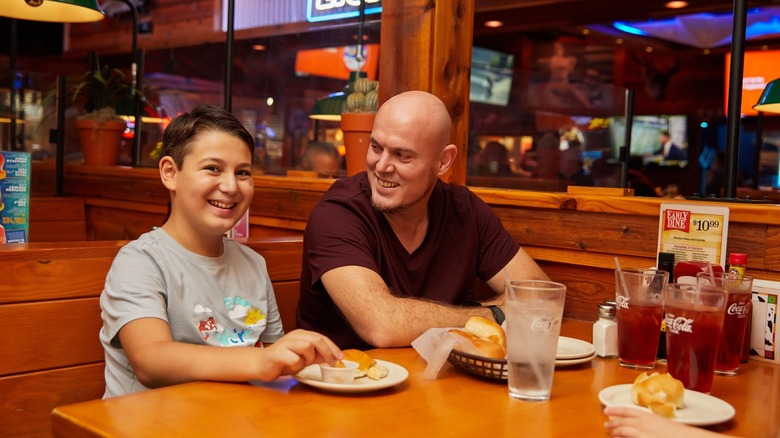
(753, 78), (780, 114)
(1, 0), (104, 23)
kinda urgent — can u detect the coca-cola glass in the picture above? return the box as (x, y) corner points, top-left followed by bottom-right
(696, 272), (754, 376)
(615, 268), (668, 369)
(664, 283), (727, 393)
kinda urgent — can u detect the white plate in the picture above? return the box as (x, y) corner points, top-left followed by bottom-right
(294, 359), (409, 393)
(555, 352), (596, 367)
(598, 384), (736, 426)
(557, 336), (596, 360)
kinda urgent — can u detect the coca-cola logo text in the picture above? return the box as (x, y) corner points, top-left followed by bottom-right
(531, 318), (560, 332)
(665, 313), (694, 334)
(616, 296), (630, 309)
(727, 302), (750, 317)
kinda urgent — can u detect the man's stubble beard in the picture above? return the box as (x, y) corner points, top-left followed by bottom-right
(370, 168), (438, 215)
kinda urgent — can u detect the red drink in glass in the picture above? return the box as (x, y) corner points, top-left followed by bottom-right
(617, 303), (663, 368)
(696, 272), (754, 376)
(615, 268), (667, 370)
(716, 294), (751, 374)
(665, 304), (725, 393)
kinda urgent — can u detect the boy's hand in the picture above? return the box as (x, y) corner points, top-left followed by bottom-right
(258, 329), (342, 379)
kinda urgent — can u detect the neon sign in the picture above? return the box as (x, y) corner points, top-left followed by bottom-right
(306, 0), (382, 23)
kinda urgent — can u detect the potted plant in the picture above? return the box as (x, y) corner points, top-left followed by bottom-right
(341, 74), (378, 176)
(70, 63), (138, 165)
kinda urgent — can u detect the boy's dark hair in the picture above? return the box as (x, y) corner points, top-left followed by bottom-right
(162, 104), (255, 168)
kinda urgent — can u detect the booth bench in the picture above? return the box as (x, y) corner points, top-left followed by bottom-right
(0, 237), (304, 438)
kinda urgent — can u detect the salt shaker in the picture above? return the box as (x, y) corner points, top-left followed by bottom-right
(593, 301), (618, 358)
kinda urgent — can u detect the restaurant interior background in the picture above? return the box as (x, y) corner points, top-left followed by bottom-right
(2, 0), (780, 199)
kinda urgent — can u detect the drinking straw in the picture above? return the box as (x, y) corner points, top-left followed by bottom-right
(614, 257), (630, 297)
(706, 261), (716, 284)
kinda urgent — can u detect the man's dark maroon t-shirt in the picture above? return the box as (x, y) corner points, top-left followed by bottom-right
(296, 173), (519, 349)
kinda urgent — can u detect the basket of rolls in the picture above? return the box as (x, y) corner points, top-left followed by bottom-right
(446, 316), (508, 381)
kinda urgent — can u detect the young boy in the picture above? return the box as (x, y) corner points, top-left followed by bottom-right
(99, 105), (342, 398)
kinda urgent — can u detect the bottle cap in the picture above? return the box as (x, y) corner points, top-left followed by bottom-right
(598, 302), (616, 318)
(658, 252), (675, 264)
(729, 252), (747, 266)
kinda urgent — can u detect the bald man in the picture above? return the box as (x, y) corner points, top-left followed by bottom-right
(297, 91), (548, 349)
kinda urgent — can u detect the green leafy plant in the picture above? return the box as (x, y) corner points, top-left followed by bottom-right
(70, 62), (140, 124)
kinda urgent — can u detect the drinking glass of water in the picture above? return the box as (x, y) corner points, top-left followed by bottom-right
(505, 280), (567, 402)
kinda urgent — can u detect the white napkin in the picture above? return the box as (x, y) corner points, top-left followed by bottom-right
(412, 328), (490, 379)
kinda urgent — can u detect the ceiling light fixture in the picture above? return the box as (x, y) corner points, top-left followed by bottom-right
(484, 20), (503, 28)
(754, 78), (780, 113)
(665, 1), (689, 9)
(1, 0), (104, 22)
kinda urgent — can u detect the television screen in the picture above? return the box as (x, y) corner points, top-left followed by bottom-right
(607, 115), (688, 164)
(470, 46), (515, 106)
(725, 49), (780, 116)
(295, 44), (379, 81)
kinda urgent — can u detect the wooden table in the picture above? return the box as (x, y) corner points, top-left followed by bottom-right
(51, 321), (780, 437)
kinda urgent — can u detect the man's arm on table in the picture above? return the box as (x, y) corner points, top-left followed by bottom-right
(320, 248), (549, 348)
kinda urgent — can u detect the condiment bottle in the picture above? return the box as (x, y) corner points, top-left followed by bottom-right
(656, 252), (675, 360)
(728, 252), (747, 280)
(728, 252), (751, 362)
(593, 301), (618, 358)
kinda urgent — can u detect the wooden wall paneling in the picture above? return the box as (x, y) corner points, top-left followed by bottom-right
(526, 247), (653, 271)
(0, 257), (113, 304)
(250, 187), (324, 222)
(540, 261), (615, 321)
(247, 224), (304, 239)
(0, 364), (106, 438)
(244, 238), (304, 282)
(0, 299), (103, 377)
(767, 225), (780, 272)
(29, 197), (85, 222)
(64, 170), (168, 206)
(28, 221), (87, 242)
(85, 203), (167, 241)
(28, 197), (87, 242)
(725, 222), (768, 268)
(497, 207), (661, 258)
(272, 281), (301, 332)
(67, 0), (219, 55)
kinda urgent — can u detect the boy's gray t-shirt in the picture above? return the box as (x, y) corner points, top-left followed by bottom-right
(99, 228), (284, 397)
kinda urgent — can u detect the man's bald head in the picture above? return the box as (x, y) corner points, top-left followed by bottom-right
(374, 91), (452, 152)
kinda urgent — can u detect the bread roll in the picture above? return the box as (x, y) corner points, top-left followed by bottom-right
(342, 349), (375, 377)
(341, 349), (390, 380)
(630, 372), (685, 417)
(449, 329), (507, 359)
(464, 316), (506, 348)
(366, 363), (389, 380)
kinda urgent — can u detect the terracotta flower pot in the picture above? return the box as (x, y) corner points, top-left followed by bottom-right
(75, 118), (126, 166)
(341, 112), (375, 176)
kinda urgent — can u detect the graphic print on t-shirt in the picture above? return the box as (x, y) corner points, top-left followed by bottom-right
(193, 296), (267, 346)
(194, 304), (223, 341)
